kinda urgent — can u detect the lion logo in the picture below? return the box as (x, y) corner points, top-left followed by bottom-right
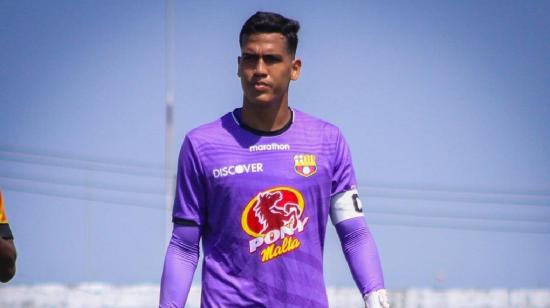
(241, 187), (305, 238)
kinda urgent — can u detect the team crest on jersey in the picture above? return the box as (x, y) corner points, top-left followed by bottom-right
(241, 187), (309, 263)
(294, 154), (317, 177)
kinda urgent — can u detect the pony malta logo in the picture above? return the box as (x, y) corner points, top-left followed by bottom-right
(241, 187), (309, 262)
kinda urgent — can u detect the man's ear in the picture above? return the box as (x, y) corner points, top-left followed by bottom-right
(290, 58), (302, 81)
(237, 56), (242, 77)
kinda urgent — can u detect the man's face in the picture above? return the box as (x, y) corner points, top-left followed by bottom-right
(238, 33), (301, 106)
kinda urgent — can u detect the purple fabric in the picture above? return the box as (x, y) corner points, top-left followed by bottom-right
(169, 109), (360, 307)
(159, 224), (201, 308)
(335, 217), (385, 296)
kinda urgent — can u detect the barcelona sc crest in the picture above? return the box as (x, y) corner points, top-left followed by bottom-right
(294, 154), (317, 177)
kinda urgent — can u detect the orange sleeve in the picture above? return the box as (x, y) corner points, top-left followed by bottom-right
(0, 192), (7, 224)
(0, 191), (13, 239)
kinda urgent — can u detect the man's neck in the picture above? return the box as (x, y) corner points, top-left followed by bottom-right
(240, 100), (292, 133)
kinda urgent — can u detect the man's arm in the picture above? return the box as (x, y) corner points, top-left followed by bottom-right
(0, 237), (16, 283)
(335, 217), (384, 294)
(335, 217), (388, 307)
(159, 224), (201, 308)
(331, 189), (389, 308)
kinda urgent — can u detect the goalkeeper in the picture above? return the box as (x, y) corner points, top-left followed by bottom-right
(160, 11), (388, 308)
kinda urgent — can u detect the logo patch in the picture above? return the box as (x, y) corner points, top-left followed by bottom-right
(212, 163), (263, 178)
(294, 154), (317, 177)
(249, 143), (290, 152)
(241, 187), (309, 262)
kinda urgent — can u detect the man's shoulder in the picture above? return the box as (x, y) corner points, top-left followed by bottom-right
(185, 112), (233, 142)
(293, 108), (342, 137)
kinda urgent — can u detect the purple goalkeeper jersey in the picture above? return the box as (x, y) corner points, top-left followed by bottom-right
(173, 108), (358, 307)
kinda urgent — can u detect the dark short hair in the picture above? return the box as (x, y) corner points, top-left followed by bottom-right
(239, 11), (300, 56)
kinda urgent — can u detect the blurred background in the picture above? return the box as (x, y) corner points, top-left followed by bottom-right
(1, 0), (549, 307)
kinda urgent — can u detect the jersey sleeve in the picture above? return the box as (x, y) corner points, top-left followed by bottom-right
(160, 224), (201, 307)
(0, 191), (14, 239)
(330, 130), (364, 225)
(172, 136), (207, 226)
(330, 129), (357, 196)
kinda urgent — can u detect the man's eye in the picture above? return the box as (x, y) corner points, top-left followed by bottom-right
(242, 55), (258, 63)
(263, 56), (281, 64)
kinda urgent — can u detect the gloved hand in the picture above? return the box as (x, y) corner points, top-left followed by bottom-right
(364, 289), (389, 308)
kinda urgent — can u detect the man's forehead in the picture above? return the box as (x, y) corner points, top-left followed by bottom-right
(241, 33), (288, 54)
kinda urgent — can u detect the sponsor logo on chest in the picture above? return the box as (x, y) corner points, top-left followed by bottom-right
(212, 163), (263, 178)
(241, 186), (309, 263)
(249, 143), (290, 152)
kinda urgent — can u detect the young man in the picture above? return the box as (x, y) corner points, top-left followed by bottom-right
(160, 12), (388, 308)
(0, 191), (16, 283)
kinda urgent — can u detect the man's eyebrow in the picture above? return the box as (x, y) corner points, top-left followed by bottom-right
(241, 52), (283, 58)
(263, 54), (283, 59)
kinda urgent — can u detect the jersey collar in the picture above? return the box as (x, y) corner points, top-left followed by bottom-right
(231, 107), (294, 136)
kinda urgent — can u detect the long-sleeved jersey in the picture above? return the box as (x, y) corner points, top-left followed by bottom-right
(170, 108), (383, 307)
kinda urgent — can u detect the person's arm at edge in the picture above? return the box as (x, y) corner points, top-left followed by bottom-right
(0, 237), (16, 282)
(159, 223), (200, 308)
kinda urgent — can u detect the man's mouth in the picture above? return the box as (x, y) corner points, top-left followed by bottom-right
(253, 81), (270, 91)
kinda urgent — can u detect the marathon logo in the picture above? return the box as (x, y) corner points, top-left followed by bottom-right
(249, 143), (290, 152)
(213, 163), (263, 178)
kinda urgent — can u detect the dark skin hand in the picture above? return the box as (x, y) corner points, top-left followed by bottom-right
(0, 237), (16, 282)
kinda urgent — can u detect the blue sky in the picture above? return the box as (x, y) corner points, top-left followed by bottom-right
(1, 0), (549, 289)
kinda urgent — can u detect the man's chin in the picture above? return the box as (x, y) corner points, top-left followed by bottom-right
(244, 95), (278, 106)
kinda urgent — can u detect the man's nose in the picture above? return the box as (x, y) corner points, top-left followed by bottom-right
(254, 58), (267, 75)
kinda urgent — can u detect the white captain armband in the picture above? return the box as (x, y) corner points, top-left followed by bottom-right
(330, 188), (364, 225)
